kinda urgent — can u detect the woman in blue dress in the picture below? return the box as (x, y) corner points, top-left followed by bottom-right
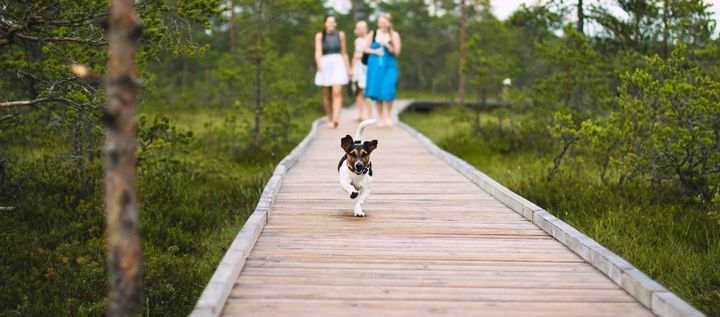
(364, 13), (402, 127)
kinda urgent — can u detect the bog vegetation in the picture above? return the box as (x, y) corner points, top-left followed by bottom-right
(1, 0), (719, 316)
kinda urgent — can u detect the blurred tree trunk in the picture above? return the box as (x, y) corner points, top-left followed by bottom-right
(229, 0), (236, 55)
(577, 0), (584, 34)
(458, 0), (466, 107)
(72, 107), (83, 162)
(253, 0), (264, 146)
(474, 88), (487, 134)
(350, 0), (359, 21)
(661, 0), (669, 59)
(104, 0), (143, 316)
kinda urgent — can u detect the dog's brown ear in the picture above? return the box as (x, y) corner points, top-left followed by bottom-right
(341, 135), (354, 152)
(364, 140), (378, 153)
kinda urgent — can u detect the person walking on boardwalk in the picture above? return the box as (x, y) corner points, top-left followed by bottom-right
(364, 13), (401, 127)
(315, 15), (352, 128)
(351, 21), (372, 121)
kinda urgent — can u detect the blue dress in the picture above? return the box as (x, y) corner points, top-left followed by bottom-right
(365, 41), (398, 101)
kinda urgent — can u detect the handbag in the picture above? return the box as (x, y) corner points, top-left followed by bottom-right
(347, 81), (359, 97)
(361, 52), (369, 65)
(361, 29), (378, 65)
(347, 81), (355, 97)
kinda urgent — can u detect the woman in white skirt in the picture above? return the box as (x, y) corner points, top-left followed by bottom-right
(315, 15), (351, 128)
(351, 21), (371, 121)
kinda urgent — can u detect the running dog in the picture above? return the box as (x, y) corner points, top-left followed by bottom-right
(338, 119), (378, 217)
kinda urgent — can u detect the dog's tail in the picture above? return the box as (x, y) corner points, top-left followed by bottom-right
(354, 119), (377, 140)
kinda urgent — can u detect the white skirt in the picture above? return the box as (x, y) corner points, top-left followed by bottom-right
(315, 54), (349, 87)
(352, 62), (367, 89)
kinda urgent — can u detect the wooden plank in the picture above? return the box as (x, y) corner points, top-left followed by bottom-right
(251, 241), (573, 251)
(222, 299), (652, 317)
(244, 249), (583, 262)
(232, 275), (619, 289)
(229, 284), (638, 303)
(258, 226), (548, 236)
(237, 267), (616, 284)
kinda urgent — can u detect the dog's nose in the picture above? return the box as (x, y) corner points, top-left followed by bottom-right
(355, 162), (363, 171)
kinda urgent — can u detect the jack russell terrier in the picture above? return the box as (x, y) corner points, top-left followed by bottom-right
(338, 119), (378, 217)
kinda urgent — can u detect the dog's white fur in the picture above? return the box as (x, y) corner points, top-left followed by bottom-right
(339, 119), (376, 217)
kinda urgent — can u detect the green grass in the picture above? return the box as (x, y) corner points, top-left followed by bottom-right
(396, 90), (455, 100)
(401, 107), (720, 315)
(396, 90), (503, 103)
(0, 103), (320, 316)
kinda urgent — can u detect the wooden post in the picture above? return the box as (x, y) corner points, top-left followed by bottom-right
(502, 78), (511, 102)
(500, 78), (512, 138)
(458, 0), (466, 107)
(104, 0), (143, 316)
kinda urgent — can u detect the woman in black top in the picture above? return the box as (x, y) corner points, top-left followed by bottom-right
(314, 15), (352, 128)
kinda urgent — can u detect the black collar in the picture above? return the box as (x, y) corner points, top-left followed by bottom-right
(347, 161), (372, 175)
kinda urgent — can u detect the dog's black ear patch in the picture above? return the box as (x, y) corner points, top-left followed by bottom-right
(341, 135), (354, 153)
(364, 140), (378, 153)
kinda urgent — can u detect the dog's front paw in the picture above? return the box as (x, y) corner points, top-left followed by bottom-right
(354, 210), (366, 217)
(350, 192), (358, 199)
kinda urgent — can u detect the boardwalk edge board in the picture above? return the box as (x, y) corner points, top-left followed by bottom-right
(189, 117), (326, 317)
(393, 100), (705, 317)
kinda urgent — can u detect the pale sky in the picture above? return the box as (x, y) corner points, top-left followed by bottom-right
(327, 0), (720, 23)
(491, 0), (720, 21)
(491, 0), (530, 20)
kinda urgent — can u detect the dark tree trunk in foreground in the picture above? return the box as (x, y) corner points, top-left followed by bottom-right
(104, 0), (143, 316)
(458, 0), (466, 106)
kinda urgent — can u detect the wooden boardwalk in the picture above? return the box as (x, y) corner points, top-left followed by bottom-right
(211, 102), (656, 316)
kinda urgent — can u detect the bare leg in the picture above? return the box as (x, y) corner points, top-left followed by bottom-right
(322, 87), (333, 128)
(375, 100), (385, 127)
(384, 100), (394, 126)
(358, 89), (371, 119)
(331, 85), (342, 126)
(355, 89), (364, 121)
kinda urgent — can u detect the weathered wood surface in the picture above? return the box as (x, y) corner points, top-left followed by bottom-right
(219, 103), (653, 317)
